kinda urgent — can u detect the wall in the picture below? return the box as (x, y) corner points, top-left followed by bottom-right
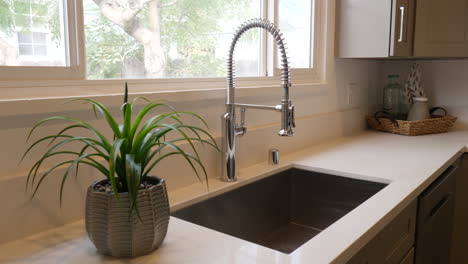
(0, 58), (382, 244)
(0, 0), (385, 244)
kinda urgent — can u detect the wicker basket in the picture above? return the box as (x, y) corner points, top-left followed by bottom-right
(366, 115), (457, 136)
(85, 176), (169, 257)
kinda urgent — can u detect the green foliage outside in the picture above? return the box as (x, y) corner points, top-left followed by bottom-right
(0, 0), (259, 78)
(84, 0), (257, 79)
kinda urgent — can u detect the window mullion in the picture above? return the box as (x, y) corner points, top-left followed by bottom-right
(265, 0), (277, 77)
(259, 0), (268, 77)
(67, 0), (85, 78)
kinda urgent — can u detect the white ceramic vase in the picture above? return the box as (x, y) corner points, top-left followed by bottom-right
(407, 97), (430, 121)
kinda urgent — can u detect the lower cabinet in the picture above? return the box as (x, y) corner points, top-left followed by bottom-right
(451, 154), (468, 264)
(347, 200), (417, 264)
(348, 162), (458, 264)
(415, 165), (457, 264)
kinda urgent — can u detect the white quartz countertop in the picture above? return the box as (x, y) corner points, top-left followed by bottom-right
(1, 130), (468, 264)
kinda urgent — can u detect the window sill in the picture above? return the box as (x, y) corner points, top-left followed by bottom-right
(0, 75), (326, 99)
(0, 77), (327, 116)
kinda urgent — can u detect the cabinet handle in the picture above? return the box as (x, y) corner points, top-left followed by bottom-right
(398, 6), (405, 42)
(428, 194), (451, 219)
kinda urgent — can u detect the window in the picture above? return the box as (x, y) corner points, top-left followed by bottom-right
(0, 0), (323, 82)
(278, 0), (314, 69)
(83, 0), (320, 80)
(83, 0), (263, 79)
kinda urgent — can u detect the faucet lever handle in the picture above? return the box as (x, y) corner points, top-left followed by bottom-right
(240, 107), (246, 126)
(235, 107), (247, 136)
(290, 104), (295, 128)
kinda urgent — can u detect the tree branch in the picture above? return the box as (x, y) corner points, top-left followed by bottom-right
(158, 0), (177, 8)
(92, 0), (155, 27)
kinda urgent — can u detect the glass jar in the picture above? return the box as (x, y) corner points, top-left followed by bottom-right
(383, 75), (406, 119)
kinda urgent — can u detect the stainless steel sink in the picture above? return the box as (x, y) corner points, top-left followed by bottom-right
(172, 168), (387, 254)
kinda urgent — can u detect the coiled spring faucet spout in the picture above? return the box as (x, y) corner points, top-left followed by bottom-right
(222, 19), (295, 182)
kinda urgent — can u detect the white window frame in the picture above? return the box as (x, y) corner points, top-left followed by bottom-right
(0, 0), (85, 80)
(271, 0), (325, 83)
(0, 0), (326, 90)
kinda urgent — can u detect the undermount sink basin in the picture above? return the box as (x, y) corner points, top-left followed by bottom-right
(172, 168), (387, 254)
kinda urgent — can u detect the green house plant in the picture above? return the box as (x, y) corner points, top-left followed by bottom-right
(22, 85), (218, 257)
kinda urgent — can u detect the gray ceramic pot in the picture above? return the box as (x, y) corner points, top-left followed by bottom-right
(85, 176), (169, 257)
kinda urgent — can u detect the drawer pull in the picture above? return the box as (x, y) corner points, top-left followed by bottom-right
(428, 194), (451, 219)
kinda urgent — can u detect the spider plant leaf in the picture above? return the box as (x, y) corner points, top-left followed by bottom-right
(177, 111), (210, 128)
(122, 102), (132, 142)
(92, 105), (98, 119)
(30, 160), (74, 200)
(26, 150), (76, 190)
(124, 82), (128, 104)
(76, 143), (95, 176)
(23, 135), (104, 183)
(141, 136), (218, 170)
(79, 160), (109, 177)
(23, 133), (108, 165)
(30, 137), (108, 187)
(140, 143), (165, 171)
(155, 141), (202, 183)
(47, 124), (87, 147)
(131, 96), (151, 106)
(129, 101), (175, 141)
(143, 151), (180, 177)
(31, 158), (109, 201)
(21, 134), (72, 163)
(59, 153), (103, 206)
(65, 98), (121, 138)
(26, 149), (108, 191)
(169, 137), (218, 149)
(125, 154), (142, 218)
(179, 125), (220, 151)
(132, 122), (182, 152)
(109, 138), (126, 199)
(24, 91), (218, 218)
(75, 144), (109, 178)
(158, 124), (202, 161)
(27, 116), (112, 150)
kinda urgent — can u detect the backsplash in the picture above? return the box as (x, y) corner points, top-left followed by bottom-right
(0, 58), (382, 244)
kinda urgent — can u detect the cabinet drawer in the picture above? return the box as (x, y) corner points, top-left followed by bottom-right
(347, 200), (417, 264)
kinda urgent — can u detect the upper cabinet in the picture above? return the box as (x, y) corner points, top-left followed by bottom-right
(414, 0), (468, 57)
(337, 0), (468, 58)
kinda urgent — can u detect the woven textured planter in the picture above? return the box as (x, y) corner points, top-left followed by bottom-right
(85, 176), (169, 257)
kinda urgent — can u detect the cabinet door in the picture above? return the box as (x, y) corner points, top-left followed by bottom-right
(451, 155), (468, 264)
(337, 0), (393, 58)
(414, 0), (468, 57)
(415, 165), (456, 264)
(347, 201), (417, 264)
(390, 0), (416, 56)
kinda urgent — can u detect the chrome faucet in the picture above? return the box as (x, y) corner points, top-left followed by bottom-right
(221, 18), (295, 182)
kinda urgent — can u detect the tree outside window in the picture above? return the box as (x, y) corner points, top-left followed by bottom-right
(84, 0), (262, 79)
(0, 0), (315, 80)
